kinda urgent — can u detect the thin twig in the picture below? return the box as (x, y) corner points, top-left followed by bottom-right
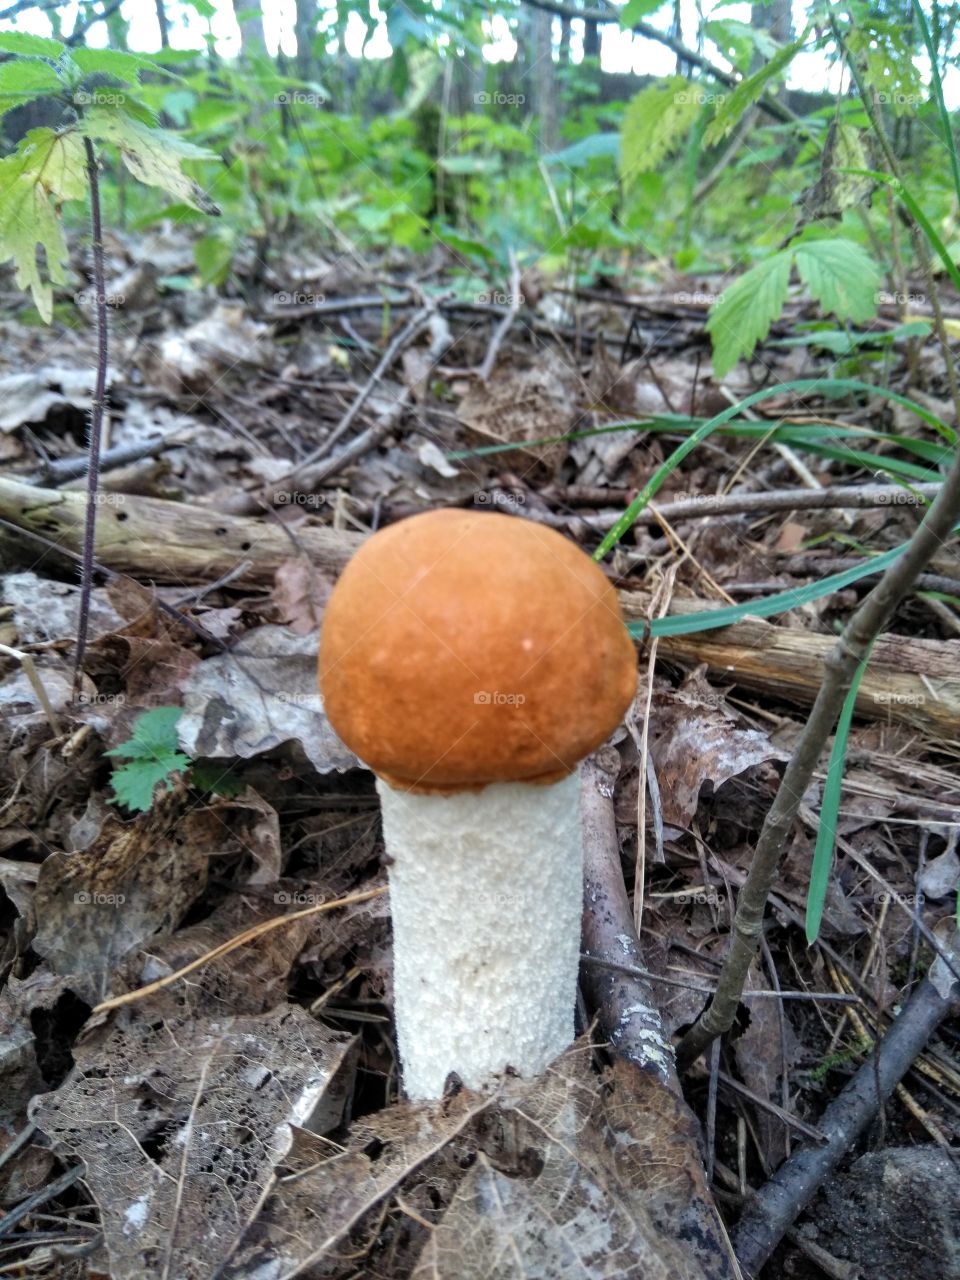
(286, 306), (433, 473)
(478, 251), (522, 382)
(73, 136), (109, 694)
(91, 886), (386, 1015)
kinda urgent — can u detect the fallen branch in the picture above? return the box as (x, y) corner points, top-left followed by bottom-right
(3, 478), (958, 736)
(580, 749), (678, 1091)
(732, 932), (960, 1276)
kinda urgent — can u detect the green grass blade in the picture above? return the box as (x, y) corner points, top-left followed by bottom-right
(843, 167), (960, 295)
(910, 0), (960, 209)
(638, 543), (908, 639)
(805, 644), (875, 944)
(593, 377), (954, 560)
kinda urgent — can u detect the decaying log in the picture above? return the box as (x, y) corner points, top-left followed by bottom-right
(2, 478), (957, 736)
(0, 477), (360, 584)
(620, 594), (960, 741)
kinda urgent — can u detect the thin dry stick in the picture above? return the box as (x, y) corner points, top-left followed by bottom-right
(634, 566), (678, 932)
(676, 442), (960, 1072)
(283, 306), (433, 475)
(73, 136), (110, 692)
(478, 250), (522, 382)
(92, 886), (386, 1015)
(0, 643), (62, 736)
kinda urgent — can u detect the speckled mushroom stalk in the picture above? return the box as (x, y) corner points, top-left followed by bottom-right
(319, 509), (636, 1101)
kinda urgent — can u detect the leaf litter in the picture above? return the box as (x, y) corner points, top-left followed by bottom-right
(0, 223), (957, 1278)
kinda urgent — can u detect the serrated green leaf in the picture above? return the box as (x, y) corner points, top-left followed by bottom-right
(0, 127), (87, 322)
(704, 37), (803, 145)
(109, 755), (186, 811)
(794, 239), (881, 324)
(847, 21), (923, 117)
(620, 77), (701, 186)
(106, 706), (190, 812)
(0, 31), (65, 57)
(79, 107), (221, 213)
(706, 250), (791, 377)
(104, 705), (184, 758)
(0, 58), (64, 117)
(69, 46), (149, 85)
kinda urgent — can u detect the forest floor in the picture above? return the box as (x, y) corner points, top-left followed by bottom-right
(0, 228), (958, 1279)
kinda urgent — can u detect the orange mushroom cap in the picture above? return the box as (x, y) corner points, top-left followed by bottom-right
(318, 509), (636, 792)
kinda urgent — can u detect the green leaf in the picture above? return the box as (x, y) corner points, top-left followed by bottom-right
(69, 47), (152, 84)
(805, 646), (875, 944)
(620, 0), (667, 23)
(0, 31), (65, 57)
(106, 706), (190, 813)
(706, 250), (791, 378)
(794, 239), (881, 324)
(0, 127), (88, 322)
(79, 107), (221, 213)
(547, 132), (619, 168)
(190, 760), (244, 798)
(194, 231), (233, 284)
(704, 37), (804, 145)
(0, 58), (64, 117)
(620, 77), (701, 186)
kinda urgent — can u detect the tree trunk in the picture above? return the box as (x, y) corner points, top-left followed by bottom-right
(294, 0), (316, 79)
(533, 6), (557, 152)
(154, 0), (170, 48)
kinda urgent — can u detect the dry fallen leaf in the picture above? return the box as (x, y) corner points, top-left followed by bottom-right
(31, 786), (213, 1002)
(176, 625), (357, 776)
(30, 995), (357, 1280)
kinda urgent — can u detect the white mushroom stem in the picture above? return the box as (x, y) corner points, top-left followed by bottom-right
(377, 772), (582, 1100)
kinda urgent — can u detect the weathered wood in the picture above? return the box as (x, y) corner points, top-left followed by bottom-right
(0, 477), (360, 585)
(621, 593), (960, 739)
(2, 478), (957, 736)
